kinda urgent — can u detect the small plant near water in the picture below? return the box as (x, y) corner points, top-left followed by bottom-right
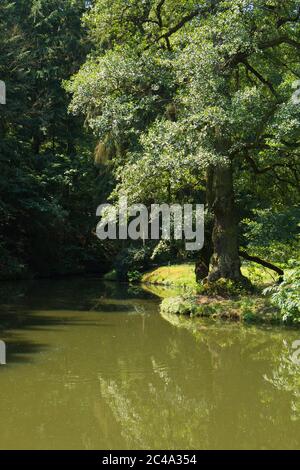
(160, 296), (198, 317)
(264, 262), (300, 324)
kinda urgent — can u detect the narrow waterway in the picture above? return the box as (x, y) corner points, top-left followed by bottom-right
(0, 278), (299, 450)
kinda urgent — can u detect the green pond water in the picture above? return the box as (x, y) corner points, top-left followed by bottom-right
(0, 278), (300, 450)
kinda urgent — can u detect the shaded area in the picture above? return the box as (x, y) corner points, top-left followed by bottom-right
(0, 277), (158, 365)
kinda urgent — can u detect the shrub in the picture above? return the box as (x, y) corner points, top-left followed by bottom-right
(264, 262), (300, 324)
(115, 245), (152, 280)
(160, 296), (197, 316)
(127, 270), (142, 283)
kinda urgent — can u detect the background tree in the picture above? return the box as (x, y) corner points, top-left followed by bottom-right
(0, 0), (110, 279)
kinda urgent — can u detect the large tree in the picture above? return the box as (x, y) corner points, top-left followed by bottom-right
(68, 0), (300, 283)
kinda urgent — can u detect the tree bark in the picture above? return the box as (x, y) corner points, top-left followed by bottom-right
(208, 163), (244, 282)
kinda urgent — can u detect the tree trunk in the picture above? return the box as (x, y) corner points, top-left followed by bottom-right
(208, 163), (244, 282)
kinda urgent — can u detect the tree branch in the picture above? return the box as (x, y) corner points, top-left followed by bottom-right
(259, 35), (300, 51)
(242, 60), (278, 98)
(277, 7), (300, 28)
(156, 0), (166, 28)
(239, 250), (284, 278)
(244, 154), (286, 174)
(158, 8), (201, 41)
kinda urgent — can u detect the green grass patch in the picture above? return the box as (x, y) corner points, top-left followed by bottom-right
(142, 262), (277, 292)
(142, 263), (197, 290)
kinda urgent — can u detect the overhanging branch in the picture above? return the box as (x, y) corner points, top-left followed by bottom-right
(239, 250), (284, 278)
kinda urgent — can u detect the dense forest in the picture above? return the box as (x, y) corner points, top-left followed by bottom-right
(0, 0), (299, 320)
(0, 0), (112, 279)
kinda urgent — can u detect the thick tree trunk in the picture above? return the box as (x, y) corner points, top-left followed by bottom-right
(195, 240), (213, 282)
(207, 163), (244, 282)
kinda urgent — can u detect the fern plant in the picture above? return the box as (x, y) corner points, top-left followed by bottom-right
(264, 262), (300, 324)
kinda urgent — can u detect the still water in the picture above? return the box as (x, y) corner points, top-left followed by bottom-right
(0, 278), (300, 450)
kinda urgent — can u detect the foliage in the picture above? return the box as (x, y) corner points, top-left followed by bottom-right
(127, 270), (142, 283)
(114, 245), (152, 281)
(1, 0), (300, 283)
(0, 0), (111, 279)
(159, 293), (273, 322)
(243, 208), (300, 246)
(160, 288), (281, 324)
(242, 208), (300, 264)
(160, 296), (198, 317)
(264, 263), (300, 324)
(67, 0), (300, 283)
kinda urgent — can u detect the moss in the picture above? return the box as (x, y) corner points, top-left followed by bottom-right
(160, 293), (283, 325)
(160, 296), (199, 316)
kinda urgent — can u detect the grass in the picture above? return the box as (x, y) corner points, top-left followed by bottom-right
(142, 263), (198, 290)
(141, 262), (283, 325)
(105, 261), (277, 290)
(141, 262), (276, 291)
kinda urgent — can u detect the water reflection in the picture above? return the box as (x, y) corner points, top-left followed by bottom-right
(0, 279), (299, 449)
(264, 341), (300, 422)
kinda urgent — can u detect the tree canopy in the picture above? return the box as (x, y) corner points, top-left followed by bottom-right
(67, 0), (300, 282)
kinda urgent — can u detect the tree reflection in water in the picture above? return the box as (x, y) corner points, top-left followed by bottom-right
(264, 340), (300, 422)
(97, 310), (300, 450)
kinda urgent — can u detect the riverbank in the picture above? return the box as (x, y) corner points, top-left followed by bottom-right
(141, 263), (284, 325)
